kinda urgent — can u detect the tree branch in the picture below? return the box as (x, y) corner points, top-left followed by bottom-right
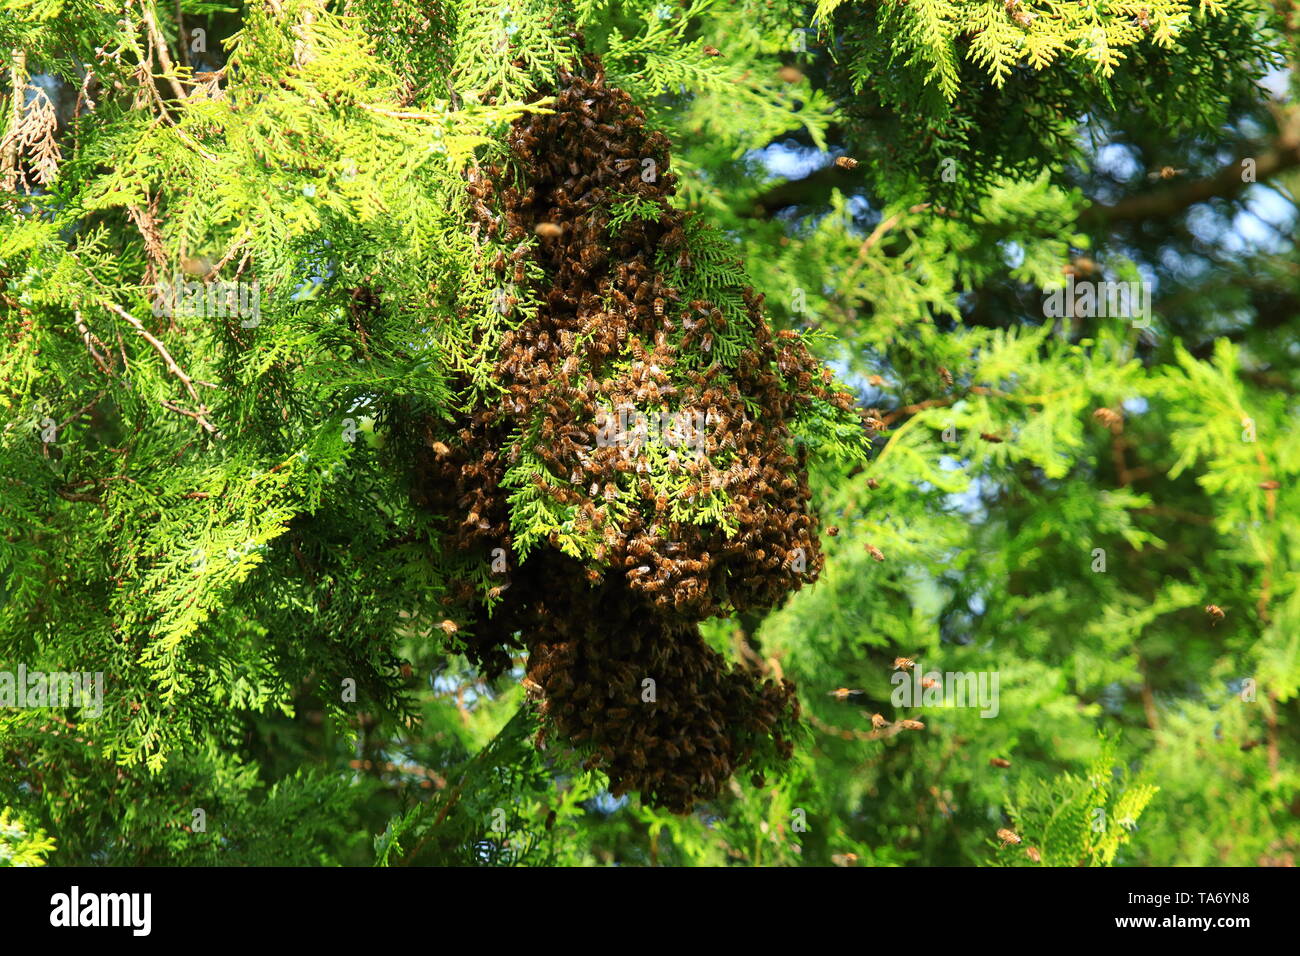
(1083, 105), (1300, 225)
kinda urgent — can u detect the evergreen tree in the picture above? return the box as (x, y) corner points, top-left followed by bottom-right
(1, 0), (1296, 866)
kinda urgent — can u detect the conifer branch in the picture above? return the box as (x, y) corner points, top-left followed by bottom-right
(142, 3), (188, 104)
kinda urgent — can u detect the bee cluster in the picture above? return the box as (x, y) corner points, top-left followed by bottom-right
(398, 58), (856, 811)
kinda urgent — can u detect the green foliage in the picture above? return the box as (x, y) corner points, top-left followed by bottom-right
(1000, 737), (1158, 866)
(2, 0), (1298, 866)
(0, 806), (56, 866)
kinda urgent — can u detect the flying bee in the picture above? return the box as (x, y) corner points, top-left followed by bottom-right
(996, 828), (1021, 848)
(866, 544), (885, 562)
(921, 677), (939, 690)
(429, 440), (450, 456)
(899, 719), (925, 730)
(1147, 165), (1187, 181)
(938, 365), (953, 387)
(833, 156), (859, 171)
(893, 656), (915, 671)
(826, 525), (839, 536)
(828, 688), (863, 701)
(1205, 604), (1225, 625)
(979, 432), (1004, 443)
(534, 222), (563, 238)
(521, 676), (544, 698)
(1025, 846), (1042, 863)
(866, 477), (880, 489)
(990, 757), (1012, 768)
(864, 416), (888, 432)
(438, 619), (458, 636)
(1259, 479), (1280, 490)
(1136, 6), (1151, 31)
(702, 45), (721, 56)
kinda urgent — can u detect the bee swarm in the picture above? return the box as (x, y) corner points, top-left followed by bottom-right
(394, 58), (855, 813)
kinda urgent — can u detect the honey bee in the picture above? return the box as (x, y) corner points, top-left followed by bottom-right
(1259, 479), (1280, 490)
(979, 432), (1004, 443)
(833, 156), (859, 171)
(864, 416), (888, 432)
(429, 440), (450, 456)
(996, 827), (1021, 848)
(1093, 407), (1123, 431)
(870, 713), (887, 729)
(921, 676), (939, 690)
(661, 225), (686, 249)
(438, 619), (458, 636)
(521, 676), (544, 698)
(534, 222), (563, 238)
(1147, 165), (1187, 181)
(826, 525), (839, 536)
(893, 656), (915, 671)
(830, 852), (859, 866)
(866, 478), (880, 489)
(1025, 846), (1042, 863)
(1004, 0), (1035, 26)
(1205, 604), (1225, 625)
(938, 365), (953, 387)
(702, 45), (721, 56)
(1135, 6), (1151, 31)
(989, 757), (1012, 768)
(828, 687), (863, 700)
(866, 544), (884, 562)
(899, 719), (925, 730)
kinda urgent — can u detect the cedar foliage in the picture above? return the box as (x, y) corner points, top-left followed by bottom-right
(1, 0), (1298, 866)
